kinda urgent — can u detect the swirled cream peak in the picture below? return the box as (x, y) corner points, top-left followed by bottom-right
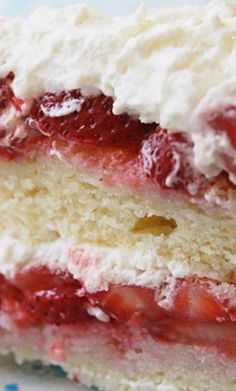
(0, 0), (236, 181)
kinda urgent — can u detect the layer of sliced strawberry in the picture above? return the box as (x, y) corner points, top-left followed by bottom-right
(92, 285), (164, 322)
(26, 92), (207, 195)
(0, 75), (235, 198)
(93, 278), (232, 324)
(1, 267), (236, 358)
(166, 278), (229, 322)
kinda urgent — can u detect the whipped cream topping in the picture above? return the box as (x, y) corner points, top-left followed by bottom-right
(0, 1), (236, 181)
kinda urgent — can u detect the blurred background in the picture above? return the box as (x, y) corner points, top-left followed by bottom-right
(0, 0), (208, 17)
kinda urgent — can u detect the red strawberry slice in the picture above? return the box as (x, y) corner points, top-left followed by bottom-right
(1, 267), (87, 326)
(141, 127), (205, 194)
(0, 75), (14, 112)
(14, 266), (87, 325)
(171, 282), (228, 322)
(141, 127), (175, 186)
(27, 91), (155, 149)
(25, 288), (87, 325)
(14, 266), (81, 293)
(93, 285), (164, 322)
(0, 273), (38, 325)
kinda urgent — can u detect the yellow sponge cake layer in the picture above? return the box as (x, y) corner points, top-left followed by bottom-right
(0, 159), (235, 285)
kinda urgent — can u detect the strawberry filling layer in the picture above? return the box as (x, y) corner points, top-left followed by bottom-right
(1, 266), (236, 358)
(0, 74), (235, 203)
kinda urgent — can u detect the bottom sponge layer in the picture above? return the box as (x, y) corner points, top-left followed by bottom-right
(0, 321), (236, 391)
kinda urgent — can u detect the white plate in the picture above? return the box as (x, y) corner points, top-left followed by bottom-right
(0, 356), (89, 391)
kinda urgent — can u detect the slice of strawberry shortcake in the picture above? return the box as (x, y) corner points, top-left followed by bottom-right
(0, 1), (236, 390)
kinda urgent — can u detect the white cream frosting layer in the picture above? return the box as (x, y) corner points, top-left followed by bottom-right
(0, 236), (235, 312)
(0, 1), (236, 180)
(0, 237), (192, 293)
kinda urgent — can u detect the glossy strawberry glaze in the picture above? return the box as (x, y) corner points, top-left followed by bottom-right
(1, 266), (236, 359)
(0, 75), (235, 208)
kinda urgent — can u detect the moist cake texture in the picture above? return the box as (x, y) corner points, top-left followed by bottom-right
(0, 1), (236, 391)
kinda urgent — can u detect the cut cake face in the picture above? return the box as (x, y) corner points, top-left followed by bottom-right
(0, 1), (236, 391)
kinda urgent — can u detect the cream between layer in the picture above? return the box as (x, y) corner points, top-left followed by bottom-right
(0, 1), (236, 182)
(0, 236), (235, 306)
(0, 237), (177, 293)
